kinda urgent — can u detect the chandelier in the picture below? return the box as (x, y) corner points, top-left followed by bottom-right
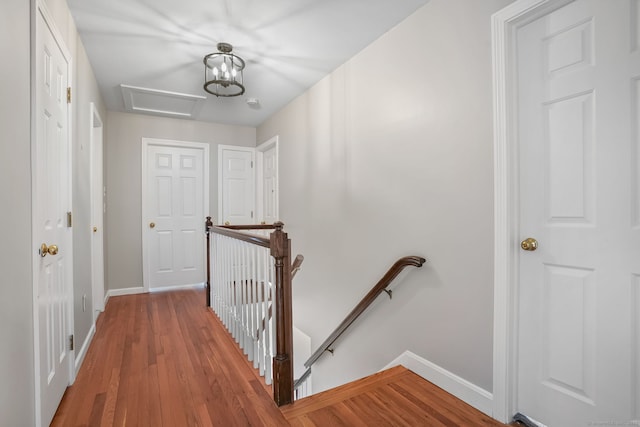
(203, 42), (245, 97)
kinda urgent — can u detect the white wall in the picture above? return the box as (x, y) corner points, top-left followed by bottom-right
(105, 112), (256, 291)
(257, 0), (511, 394)
(0, 1), (35, 425)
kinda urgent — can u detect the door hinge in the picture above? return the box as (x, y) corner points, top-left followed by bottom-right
(251, 211), (254, 219)
(67, 211), (73, 228)
(251, 161), (254, 168)
(69, 334), (74, 351)
(67, 87), (71, 104)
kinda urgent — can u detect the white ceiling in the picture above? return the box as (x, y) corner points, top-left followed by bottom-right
(67, 0), (429, 127)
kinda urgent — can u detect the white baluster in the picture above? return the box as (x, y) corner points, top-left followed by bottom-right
(257, 246), (265, 377)
(264, 249), (273, 385)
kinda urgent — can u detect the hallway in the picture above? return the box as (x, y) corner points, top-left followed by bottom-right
(52, 288), (288, 426)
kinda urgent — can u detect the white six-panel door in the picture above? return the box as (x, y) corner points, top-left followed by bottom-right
(515, 1), (639, 425)
(218, 146), (255, 225)
(143, 139), (208, 290)
(34, 2), (73, 425)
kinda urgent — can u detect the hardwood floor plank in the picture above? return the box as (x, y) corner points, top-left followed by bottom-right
(99, 368), (119, 426)
(367, 387), (449, 426)
(283, 366), (506, 427)
(88, 392), (106, 426)
(51, 289), (288, 427)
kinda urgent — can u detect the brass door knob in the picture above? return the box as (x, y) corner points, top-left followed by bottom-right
(521, 238), (538, 251)
(149, 222), (155, 229)
(224, 221), (230, 226)
(93, 226), (98, 233)
(40, 243), (59, 257)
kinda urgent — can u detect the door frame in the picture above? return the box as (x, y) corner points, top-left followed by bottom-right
(90, 102), (104, 319)
(141, 138), (210, 292)
(491, 0), (575, 422)
(217, 144), (255, 225)
(31, 0), (75, 425)
(256, 136), (279, 224)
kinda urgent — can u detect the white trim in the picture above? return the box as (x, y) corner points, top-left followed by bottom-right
(141, 138), (210, 292)
(120, 84), (206, 119)
(491, 0), (575, 423)
(256, 136), (279, 224)
(103, 283), (203, 303)
(105, 286), (146, 302)
(384, 351), (494, 417)
(150, 282), (205, 293)
(74, 324), (96, 376)
(217, 144), (256, 225)
(32, 2), (74, 425)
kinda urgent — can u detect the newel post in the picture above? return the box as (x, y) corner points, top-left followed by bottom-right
(205, 216), (213, 307)
(270, 221), (294, 406)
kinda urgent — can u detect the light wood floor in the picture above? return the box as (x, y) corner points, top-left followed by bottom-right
(53, 288), (507, 426)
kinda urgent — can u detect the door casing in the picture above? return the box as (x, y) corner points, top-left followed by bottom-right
(90, 102), (105, 319)
(256, 136), (279, 224)
(491, 0), (576, 422)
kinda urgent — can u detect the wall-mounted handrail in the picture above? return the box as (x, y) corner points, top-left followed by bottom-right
(303, 256), (426, 370)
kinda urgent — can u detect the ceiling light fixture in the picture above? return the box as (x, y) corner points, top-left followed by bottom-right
(203, 42), (245, 97)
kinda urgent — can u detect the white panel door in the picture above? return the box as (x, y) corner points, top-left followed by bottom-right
(261, 144), (278, 224)
(35, 4), (73, 426)
(516, 1), (638, 425)
(145, 143), (206, 289)
(219, 147), (255, 225)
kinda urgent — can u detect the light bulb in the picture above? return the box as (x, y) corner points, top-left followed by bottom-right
(221, 62), (227, 72)
(224, 71), (230, 80)
(231, 68), (237, 78)
(213, 67), (219, 77)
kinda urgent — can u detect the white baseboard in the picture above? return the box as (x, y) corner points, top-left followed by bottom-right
(105, 286), (146, 305)
(383, 350), (494, 417)
(74, 323), (95, 376)
(103, 283), (204, 306)
(149, 282), (205, 293)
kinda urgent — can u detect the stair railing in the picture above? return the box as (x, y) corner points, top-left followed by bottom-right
(293, 255), (426, 398)
(205, 217), (295, 406)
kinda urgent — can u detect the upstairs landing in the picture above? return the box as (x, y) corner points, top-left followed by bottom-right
(283, 365), (506, 426)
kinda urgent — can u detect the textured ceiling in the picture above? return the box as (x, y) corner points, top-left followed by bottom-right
(68, 0), (429, 127)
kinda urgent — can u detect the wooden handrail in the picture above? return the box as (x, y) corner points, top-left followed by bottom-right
(210, 224), (271, 248)
(303, 256), (426, 370)
(257, 254), (304, 336)
(291, 254), (304, 279)
(220, 223), (279, 230)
